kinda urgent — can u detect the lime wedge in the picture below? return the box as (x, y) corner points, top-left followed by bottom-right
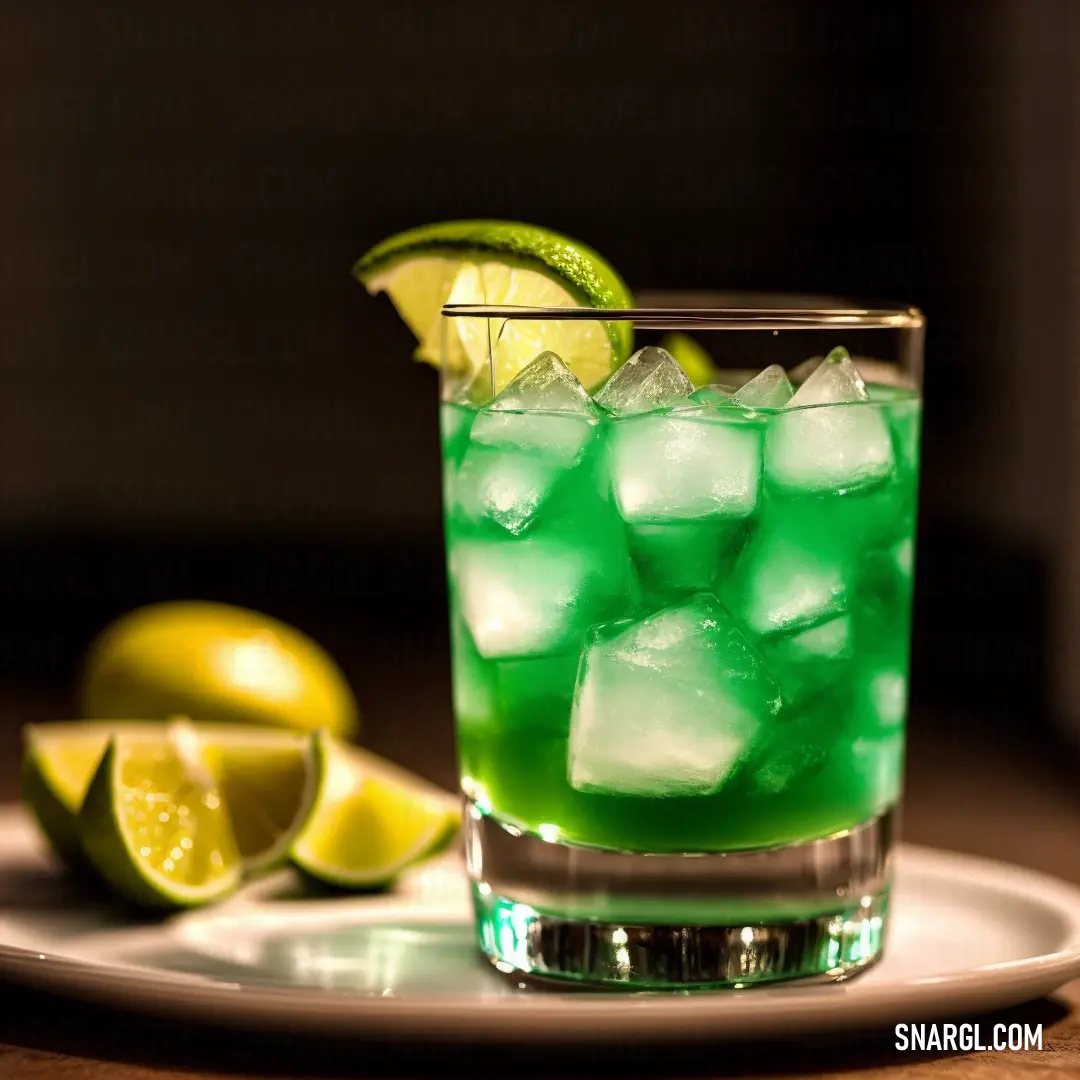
(204, 730), (316, 872)
(26, 720), (315, 881)
(660, 332), (719, 388)
(21, 721), (142, 866)
(354, 220), (634, 394)
(290, 733), (460, 889)
(78, 723), (244, 908)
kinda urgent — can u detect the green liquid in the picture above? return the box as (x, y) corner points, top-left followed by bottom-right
(443, 390), (919, 854)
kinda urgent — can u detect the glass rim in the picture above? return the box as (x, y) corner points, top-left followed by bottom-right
(441, 302), (925, 331)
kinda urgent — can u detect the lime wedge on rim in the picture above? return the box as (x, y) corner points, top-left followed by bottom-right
(354, 220), (634, 394)
(290, 733), (459, 889)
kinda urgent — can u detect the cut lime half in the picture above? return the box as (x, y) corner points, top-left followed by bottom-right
(354, 220), (634, 395)
(291, 734), (460, 889)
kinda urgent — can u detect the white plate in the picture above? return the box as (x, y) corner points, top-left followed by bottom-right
(0, 804), (1078, 1043)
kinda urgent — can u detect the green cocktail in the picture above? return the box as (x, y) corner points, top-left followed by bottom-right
(352, 216), (923, 989)
(441, 313), (923, 988)
(447, 358), (917, 854)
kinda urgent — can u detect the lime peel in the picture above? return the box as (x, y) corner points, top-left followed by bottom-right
(354, 219), (632, 311)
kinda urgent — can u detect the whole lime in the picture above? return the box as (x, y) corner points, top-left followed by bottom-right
(79, 602), (359, 738)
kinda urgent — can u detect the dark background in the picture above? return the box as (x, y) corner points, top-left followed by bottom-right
(0, 1), (1076, 780)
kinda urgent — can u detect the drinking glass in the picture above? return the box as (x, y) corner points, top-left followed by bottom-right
(439, 297), (924, 989)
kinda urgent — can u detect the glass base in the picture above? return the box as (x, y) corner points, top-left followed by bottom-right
(465, 801), (893, 989)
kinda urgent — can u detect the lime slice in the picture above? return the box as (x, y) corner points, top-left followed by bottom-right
(660, 332), (719, 389)
(21, 721), (152, 866)
(291, 733), (459, 889)
(204, 729), (316, 872)
(79, 601), (359, 738)
(354, 220), (634, 394)
(26, 720), (315, 880)
(78, 723), (244, 908)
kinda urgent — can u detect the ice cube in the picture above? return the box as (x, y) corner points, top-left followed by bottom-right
(741, 679), (855, 795)
(608, 411), (763, 523)
(449, 616), (496, 731)
(871, 670), (907, 729)
(731, 365), (793, 409)
(454, 450), (564, 535)
(470, 351), (600, 466)
(851, 734), (905, 813)
(771, 616), (852, 664)
(892, 536), (914, 578)
(791, 347), (868, 405)
(491, 350), (596, 412)
(568, 594), (780, 796)
(766, 347), (895, 493)
(761, 616), (854, 705)
(858, 667), (908, 733)
(470, 413), (598, 466)
(689, 383), (737, 406)
(749, 741), (828, 795)
(746, 712), (834, 795)
(724, 511), (850, 637)
(594, 346), (694, 416)
(455, 352), (601, 534)
(453, 537), (626, 659)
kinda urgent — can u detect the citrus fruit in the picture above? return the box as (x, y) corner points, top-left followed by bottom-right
(354, 219), (634, 394)
(291, 733), (459, 889)
(78, 723), (245, 908)
(79, 602), (359, 738)
(24, 719), (315, 877)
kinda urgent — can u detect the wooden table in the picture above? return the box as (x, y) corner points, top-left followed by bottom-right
(1, 632), (1079, 1078)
